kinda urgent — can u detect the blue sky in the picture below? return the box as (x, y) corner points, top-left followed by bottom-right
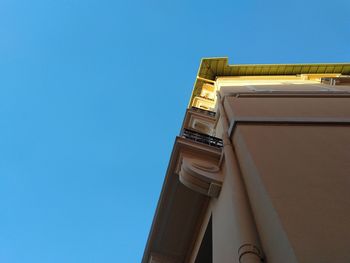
(0, 0), (349, 262)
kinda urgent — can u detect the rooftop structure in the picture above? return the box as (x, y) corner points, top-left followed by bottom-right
(142, 57), (350, 263)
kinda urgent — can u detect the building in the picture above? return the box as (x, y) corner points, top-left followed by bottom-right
(142, 58), (350, 263)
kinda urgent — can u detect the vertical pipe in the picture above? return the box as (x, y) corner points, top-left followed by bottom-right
(217, 92), (263, 263)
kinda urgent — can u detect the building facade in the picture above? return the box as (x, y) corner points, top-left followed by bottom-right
(142, 58), (350, 263)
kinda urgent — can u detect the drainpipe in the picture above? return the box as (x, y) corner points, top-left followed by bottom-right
(217, 92), (264, 263)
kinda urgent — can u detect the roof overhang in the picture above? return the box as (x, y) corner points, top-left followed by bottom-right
(190, 57), (350, 107)
(142, 137), (221, 263)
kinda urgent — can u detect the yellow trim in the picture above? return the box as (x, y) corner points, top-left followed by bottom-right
(189, 57), (350, 107)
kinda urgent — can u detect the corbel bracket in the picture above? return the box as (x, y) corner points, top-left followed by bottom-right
(178, 157), (223, 197)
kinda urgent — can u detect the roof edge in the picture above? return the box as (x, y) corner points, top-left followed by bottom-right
(189, 57), (350, 107)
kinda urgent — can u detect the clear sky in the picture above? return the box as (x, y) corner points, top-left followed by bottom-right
(0, 0), (349, 262)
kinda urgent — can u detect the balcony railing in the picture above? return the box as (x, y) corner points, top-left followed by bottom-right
(190, 106), (216, 117)
(181, 128), (223, 149)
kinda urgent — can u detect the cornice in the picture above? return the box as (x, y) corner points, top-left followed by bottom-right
(189, 57), (350, 107)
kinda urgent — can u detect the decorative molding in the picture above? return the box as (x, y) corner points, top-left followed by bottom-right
(178, 157), (222, 197)
(238, 244), (264, 263)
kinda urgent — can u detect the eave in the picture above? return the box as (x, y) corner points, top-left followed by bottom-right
(189, 57), (350, 107)
(141, 137), (221, 263)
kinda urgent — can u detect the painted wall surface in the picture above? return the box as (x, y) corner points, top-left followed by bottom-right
(233, 124), (350, 263)
(211, 158), (242, 263)
(222, 92), (350, 263)
(189, 81), (350, 263)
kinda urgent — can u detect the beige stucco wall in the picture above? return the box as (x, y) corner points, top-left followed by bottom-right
(211, 85), (350, 263)
(211, 157), (242, 263)
(233, 124), (350, 263)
